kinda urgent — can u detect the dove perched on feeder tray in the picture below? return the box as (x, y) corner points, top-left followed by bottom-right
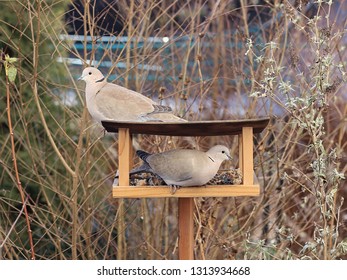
(78, 67), (186, 124)
(120, 145), (232, 193)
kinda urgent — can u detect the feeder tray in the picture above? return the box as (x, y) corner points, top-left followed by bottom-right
(102, 117), (270, 260)
(102, 118), (269, 198)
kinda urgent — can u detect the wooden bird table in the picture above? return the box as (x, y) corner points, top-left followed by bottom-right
(102, 117), (269, 260)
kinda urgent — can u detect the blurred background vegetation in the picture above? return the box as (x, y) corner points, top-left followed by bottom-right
(0, 0), (346, 260)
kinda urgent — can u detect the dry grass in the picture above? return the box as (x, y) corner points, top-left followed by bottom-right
(0, 0), (346, 260)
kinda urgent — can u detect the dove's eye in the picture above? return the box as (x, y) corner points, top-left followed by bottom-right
(89, 72), (92, 75)
(222, 151), (225, 153)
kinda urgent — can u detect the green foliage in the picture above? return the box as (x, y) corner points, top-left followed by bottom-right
(2, 54), (18, 82)
(244, 0), (346, 260)
(0, 0), (74, 259)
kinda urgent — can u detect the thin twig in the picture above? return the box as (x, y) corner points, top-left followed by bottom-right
(5, 60), (35, 260)
(0, 197), (28, 259)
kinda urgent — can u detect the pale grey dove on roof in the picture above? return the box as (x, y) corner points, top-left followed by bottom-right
(79, 67), (186, 124)
(128, 145), (232, 187)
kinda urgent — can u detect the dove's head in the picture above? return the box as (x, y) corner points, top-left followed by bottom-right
(207, 145), (232, 163)
(79, 67), (105, 84)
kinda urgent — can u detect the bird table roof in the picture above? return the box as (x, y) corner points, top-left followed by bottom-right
(102, 117), (270, 136)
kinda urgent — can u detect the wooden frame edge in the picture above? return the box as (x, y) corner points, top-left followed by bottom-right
(112, 185), (260, 198)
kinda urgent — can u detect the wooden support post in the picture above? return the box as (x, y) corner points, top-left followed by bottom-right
(117, 128), (132, 260)
(238, 133), (243, 173)
(178, 198), (194, 260)
(118, 128), (132, 186)
(242, 127), (254, 185)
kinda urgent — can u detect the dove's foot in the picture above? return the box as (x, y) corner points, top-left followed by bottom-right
(170, 185), (181, 195)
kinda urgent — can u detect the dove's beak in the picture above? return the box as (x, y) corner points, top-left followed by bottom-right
(78, 74), (85, 81)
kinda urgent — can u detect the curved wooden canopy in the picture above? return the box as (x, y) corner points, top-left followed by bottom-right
(102, 117), (270, 136)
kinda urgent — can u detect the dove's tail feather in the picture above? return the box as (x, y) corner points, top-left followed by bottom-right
(136, 150), (152, 162)
(130, 164), (153, 175)
(114, 163), (153, 179)
(114, 150), (153, 180)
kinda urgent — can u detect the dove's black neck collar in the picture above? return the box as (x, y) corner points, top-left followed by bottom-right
(96, 77), (105, 83)
(208, 156), (215, 162)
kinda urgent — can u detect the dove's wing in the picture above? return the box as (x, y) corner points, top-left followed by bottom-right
(93, 83), (155, 121)
(93, 83), (184, 122)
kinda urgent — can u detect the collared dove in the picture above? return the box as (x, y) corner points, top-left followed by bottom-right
(129, 145), (232, 187)
(79, 67), (186, 123)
